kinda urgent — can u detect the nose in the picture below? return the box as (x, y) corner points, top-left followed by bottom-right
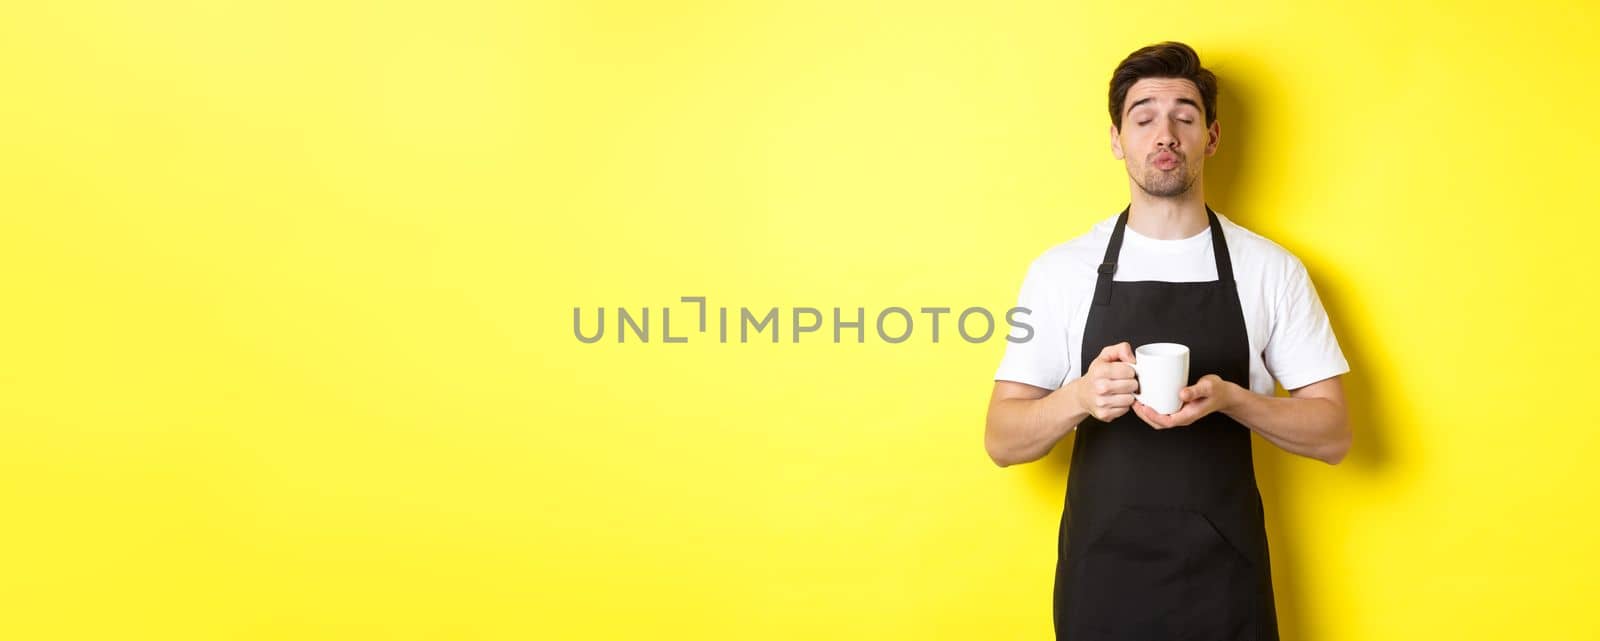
(1155, 122), (1179, 151)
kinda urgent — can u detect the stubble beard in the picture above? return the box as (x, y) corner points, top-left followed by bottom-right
(1133, 160), (1198, 198)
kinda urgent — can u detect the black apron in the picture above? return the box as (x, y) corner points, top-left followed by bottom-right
(1053, 206), (1278, 641)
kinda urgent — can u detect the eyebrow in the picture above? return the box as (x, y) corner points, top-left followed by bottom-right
(1126, 96), (1202, 117)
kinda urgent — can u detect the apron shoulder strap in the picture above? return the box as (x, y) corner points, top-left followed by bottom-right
(1092, 207), (1130, 307)
(1206, 205), (1236, 289)
(1092, 204), (1236, 308)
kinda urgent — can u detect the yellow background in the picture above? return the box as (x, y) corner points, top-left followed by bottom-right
(2, 1), (1597, 639)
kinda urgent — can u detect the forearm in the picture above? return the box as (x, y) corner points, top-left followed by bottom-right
(1222, 385), (1350, 464)
(986, 382), (1088, 467)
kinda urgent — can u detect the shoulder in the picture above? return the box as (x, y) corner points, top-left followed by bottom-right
(1024, 213), (1119, 279)
(1216, 213), (1307, 279)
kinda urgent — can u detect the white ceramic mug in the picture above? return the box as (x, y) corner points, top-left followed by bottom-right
(1131, 343), (1190, 415)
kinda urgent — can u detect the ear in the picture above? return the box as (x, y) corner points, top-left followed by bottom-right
(1205, 119), (1220, 157)
(1110, 124), (1124, 160)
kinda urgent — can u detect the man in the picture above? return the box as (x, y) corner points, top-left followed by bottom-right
(984, 42), (1351, 641)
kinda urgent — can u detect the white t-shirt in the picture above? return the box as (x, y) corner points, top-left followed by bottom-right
(994, 210), (1349, 395)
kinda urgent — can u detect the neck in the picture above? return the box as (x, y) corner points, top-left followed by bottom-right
(1126, 184), (1209, 239)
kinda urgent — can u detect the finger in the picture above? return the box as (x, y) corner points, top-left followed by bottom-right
(1163, 405), (1200, 426)
(1103, 378), (1139, 395)
(1094, 344), (1115, 363)
(1095, 342), (1135, 364)
(1179, 378), (1212, 403)
(1103, 393), (1136, 408)
(1133, 401), (1170, 429)
(1112, 342), (1135, 363)
(1130, 401), (1152, 424)
(1105, 363), (1137, 381)
(1167, 398), (1216, 426)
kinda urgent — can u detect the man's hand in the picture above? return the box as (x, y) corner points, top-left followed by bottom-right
(1132, 374), (1241, 429)
(1074, 342), (1139, 422)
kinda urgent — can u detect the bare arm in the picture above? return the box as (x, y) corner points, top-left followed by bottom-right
(984, 380), (1086, 467)
(1223, 376), (1350, 464)
(985, 343), (1140, 467)
(1131, 374), (1351, 464)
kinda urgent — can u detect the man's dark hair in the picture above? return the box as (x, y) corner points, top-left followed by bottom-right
(1108, 41), (1218, 129)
